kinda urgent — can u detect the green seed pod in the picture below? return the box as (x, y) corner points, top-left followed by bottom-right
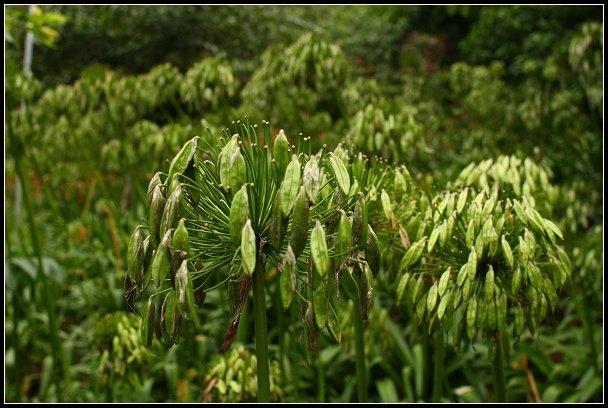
(227, 147), (247, 195)
(501, 236), (514, 269)
(127, 225), (144, 284)
(149, 184), (166, 248)
(219, 134), (239, 189)
(513, 200), (528, 226)
(497, 290), (507, 330)
(161, 289), (180, 345)
(427, 283), (438, 313)
(280, 155), (302, 217)
(526, 262), (543, 291)
(428, 225), (441, 253)
(456, 263), (469, 287)
(290, 186), (310, 259)
(334, 210), (352, 269)
(270, 192), (285, 251)
(466, 295), (477, 341)
(339, 267), (359, 302)
(484, 265), (495, 301)
(328, 152), (350, 195)
(415, 292), (427, 323)
(175, 259), (200, 329)
(476, 296), (487, 329)
(172, 218), (190, 254)
(327, 305), (341, 343)
(466, 219), (476, 248)
(457, 188), (468, 214)
(396, 272), (411, 303)
(313, 283), (328, 329)
(400, 237), (427, 270)
(474, 232), (484, 261)
(438, 267), (451, 297)
(141, 235), (153, 287)
(152, 229), (172, 288)
(160, 183), (182, 238)
(486, 296), (497, 330)
(146, 172), (163, 207)
(511, 266), (522, 294)
(440, 218), (451, 249)
(412, 274), (425, 304)
(141, 296), (156, 348)
(380, 189), (394, 226)
(280, 245), (297, 309)
(241, 219), (256, 277)
(273, 129), (290, 184)
(166, 136), (199, 189)
(467, 247), (478, 281)
(229, 186), (249, 244)
(365, 225), (381, 276)
(311, 220), (329, 277)
(303, 155), (321, 204)
(437, 290), (452, 323)
(462, 277), (473, 301)
(304, 302), (319, 364)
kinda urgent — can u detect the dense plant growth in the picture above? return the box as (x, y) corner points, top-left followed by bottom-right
(5, 5), (602, 403)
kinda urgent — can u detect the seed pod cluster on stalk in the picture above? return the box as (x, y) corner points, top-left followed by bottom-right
(395, 184), (572, 348)
(126, 120), (384, 359)
(125, 137), (203, 347)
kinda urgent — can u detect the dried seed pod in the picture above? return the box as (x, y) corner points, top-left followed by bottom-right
(273, 129), (290, 184)
(304, 302), (319, 364)
(290, 186), (310, 259)
(328, 152), (350, 195)
(280, 245), (297, 309)
(365, 225), (381, 276)
(241, 219), (256, 276)
(310, 220), (329, 277)
(229, 186), (249, 244)
(152, 229), (172, 288)
(280, 155), (302, 217)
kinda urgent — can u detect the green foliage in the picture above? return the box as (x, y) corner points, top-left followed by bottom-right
(241, 33), (349, 141)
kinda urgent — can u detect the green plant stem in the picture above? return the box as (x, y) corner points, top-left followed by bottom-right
(492, 328), (508, 403)
(352, 297), (368, 402)
(8, 119), (70, 397)
(252, 257), (270, 402)
(432, 332), (445, 402)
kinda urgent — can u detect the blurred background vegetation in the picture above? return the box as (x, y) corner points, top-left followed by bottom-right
(4, 5), (603, 402)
